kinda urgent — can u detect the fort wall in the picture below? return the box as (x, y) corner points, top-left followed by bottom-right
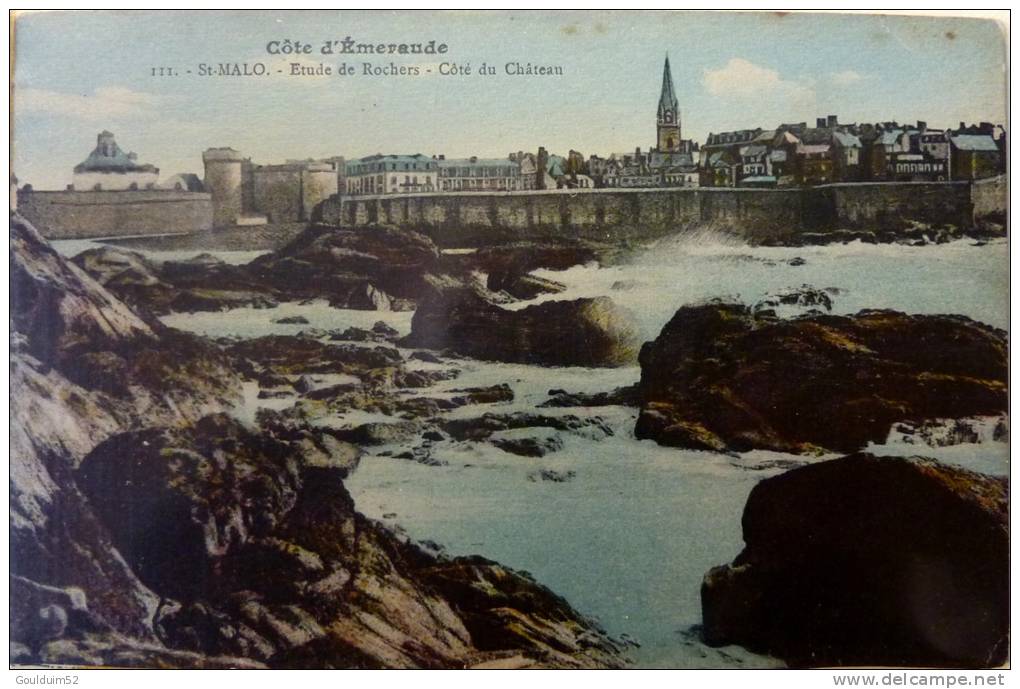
(324, 181), (978, 246)
(18, 189), (213, 239)
(970, 175), (1008, 222)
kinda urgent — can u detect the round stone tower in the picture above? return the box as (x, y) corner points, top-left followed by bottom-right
(202, 147), (246, 228)
(301, 163), (340, 221)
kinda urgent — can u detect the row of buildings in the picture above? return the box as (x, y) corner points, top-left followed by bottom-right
(22, 56), (1005, 232)
(341, 57), (1005, 193)
(694, 116), (1005, 188)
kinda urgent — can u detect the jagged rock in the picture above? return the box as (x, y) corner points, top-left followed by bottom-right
(274, 315), (310, 325)
(410, 350), (444, 364)
(610, 279), (640, 291)
(228, 336), (402, 376)
(636, 303), (1008, 453)
(258, 388), (294, 399)
(248, 224), (440, 305)
(71, 245), (276, 316)
(460, 241), (606, 274)
(401, 283), (640, 367)
(449, 384), (515, 405)
(71, 246), (163, 288)
(393, 368), (461, 388)
(527, 470), (576, 483)
(702, 453), (1008, 668)
(327, 283), (392, 311)
(11, 214), (242, 646)
(752, 284), (834, 317)
(913, 419), (981, 447)
(441, 412), (613, 442)
(335, 420), (422, 446)
(11, 214), (625, 669)
(491, 435), (564, 457)
(539, 384), (640, 408)
(372, 320), (400, 338)
(329, 323), (401, 343)
(993, 417), (1009, 442)
(487, 270), (567, 300)
(14, 220), (156, 362)
(170, 289), (278, 313)
(419, 556), (624, 668)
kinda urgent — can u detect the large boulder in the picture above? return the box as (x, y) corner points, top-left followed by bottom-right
(636, 303), (1008, 453)
(401, 283), (640, 367)
(75, 413), (359, 598)
(701, 453), (1008, 668)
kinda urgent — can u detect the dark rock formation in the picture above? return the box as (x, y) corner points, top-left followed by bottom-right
(701, 453), (1008, 668)
(74, 413), (621, 668)
(440, 412), (614, 442)
(72, 225), (447, 315)
(247, 224), (440, 306)
(11, 214), (246, 658)
(456, 240), (608, 274)
(752, 284), (835, 317)
(486, 269), (567, 300)
(491, 435), (565, 457)
(227, 336), (402, 377)
(527, 470), (576, 483)
(76, 413), (362, 599)
(636, 303), (1007, 453)
(12, 214), (622, 668)
(401, 282), (640, 367)
(71, 247), (278, 315)
(539, 384), (640, 408)
(329, 320), (402, 344)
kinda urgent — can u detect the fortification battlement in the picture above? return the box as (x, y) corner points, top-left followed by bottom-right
(202, 147), (247, 162)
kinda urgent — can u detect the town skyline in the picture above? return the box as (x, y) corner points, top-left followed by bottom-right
(13, 10), (1007, 190)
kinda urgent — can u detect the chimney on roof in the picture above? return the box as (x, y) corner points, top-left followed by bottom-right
(827, 115), (838, 127)
(816, 117), (827, 128)
(439, 154), (445, 160)
(916, 120), (927, 131)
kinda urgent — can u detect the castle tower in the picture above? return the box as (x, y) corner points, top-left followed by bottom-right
(202, 147), (246, 228)
(656, 55), (681, 152)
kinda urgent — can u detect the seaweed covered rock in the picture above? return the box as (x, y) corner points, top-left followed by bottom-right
(75, 414), (623, 668)
(636, 303), (1008, 453)
(701, 453), (1008, 668)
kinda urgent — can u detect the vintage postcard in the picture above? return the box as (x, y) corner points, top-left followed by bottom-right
(9, 9), (1009, 674)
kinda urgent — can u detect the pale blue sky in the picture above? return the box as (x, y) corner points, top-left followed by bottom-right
(12, 10), (1007, 189)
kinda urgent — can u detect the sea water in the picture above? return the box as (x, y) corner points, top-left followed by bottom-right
(138, 234), (1007, 668)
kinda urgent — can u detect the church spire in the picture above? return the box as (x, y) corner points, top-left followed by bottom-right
(658, 54), (678, 119)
